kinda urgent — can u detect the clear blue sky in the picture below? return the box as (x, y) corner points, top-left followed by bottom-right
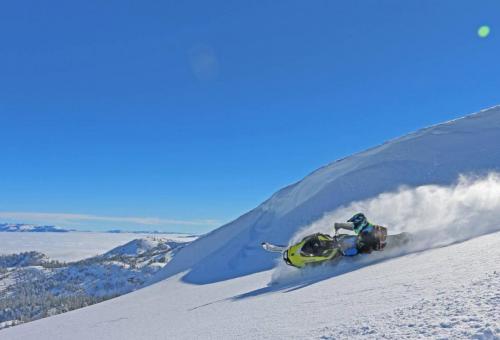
(1, 1), (499, 233)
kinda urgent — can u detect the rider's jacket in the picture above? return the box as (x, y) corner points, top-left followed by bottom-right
(335, 222), (388, 255)
(356, 224), (388, 253)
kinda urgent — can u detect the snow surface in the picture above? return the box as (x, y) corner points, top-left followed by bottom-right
(2, 231), (499, 339)
(0, 232), (196, 262)
(2, 106), (500, 339)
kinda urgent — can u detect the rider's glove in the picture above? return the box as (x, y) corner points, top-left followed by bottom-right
(334, 222), (354, 232)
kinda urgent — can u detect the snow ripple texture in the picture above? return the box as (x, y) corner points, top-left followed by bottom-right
(316, 271), (500, 340)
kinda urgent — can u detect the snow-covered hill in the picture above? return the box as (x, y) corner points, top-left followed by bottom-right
(2, 106), (500, 339)
(0, 237), (194, 330)
(0, 232), (198, 262)
(0, 251), (48, 268)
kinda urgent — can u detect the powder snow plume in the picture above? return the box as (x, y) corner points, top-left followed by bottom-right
(272, 173), (500, 284)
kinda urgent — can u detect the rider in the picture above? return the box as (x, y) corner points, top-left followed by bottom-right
(334, 213), (387, 255)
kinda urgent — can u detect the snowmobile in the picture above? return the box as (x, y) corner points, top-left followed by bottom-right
(262, 227), (412, 268)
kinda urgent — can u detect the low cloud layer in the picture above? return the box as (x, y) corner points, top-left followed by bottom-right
(0, 211), (220, 230)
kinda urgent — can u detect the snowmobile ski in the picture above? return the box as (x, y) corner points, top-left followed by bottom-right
(261, 242), (287, 253)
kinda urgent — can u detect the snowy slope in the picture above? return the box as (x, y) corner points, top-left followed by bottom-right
(158, 105), (500, 284)
(2, 106), (500, 339)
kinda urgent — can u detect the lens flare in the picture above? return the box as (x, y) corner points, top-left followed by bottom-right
(478, 25), (491, 38)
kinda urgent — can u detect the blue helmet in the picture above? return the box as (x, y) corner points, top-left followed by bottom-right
(347, 213), (369, 234)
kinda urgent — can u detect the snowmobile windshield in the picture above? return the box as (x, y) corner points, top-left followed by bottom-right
(300, 237), (333, 257)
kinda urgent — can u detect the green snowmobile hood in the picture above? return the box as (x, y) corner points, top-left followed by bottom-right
(285, 234), (340, 268)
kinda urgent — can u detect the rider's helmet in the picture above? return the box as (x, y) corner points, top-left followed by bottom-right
(347, 213), (369, 234)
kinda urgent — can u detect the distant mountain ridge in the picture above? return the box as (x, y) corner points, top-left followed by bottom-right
(106, 229), (197, 237)
(0, 224), (71, 233)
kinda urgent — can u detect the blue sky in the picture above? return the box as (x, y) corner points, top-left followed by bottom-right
(1, 1), (499, 233)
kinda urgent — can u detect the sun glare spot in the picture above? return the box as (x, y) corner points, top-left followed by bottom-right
(478, 25), (491, 38)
